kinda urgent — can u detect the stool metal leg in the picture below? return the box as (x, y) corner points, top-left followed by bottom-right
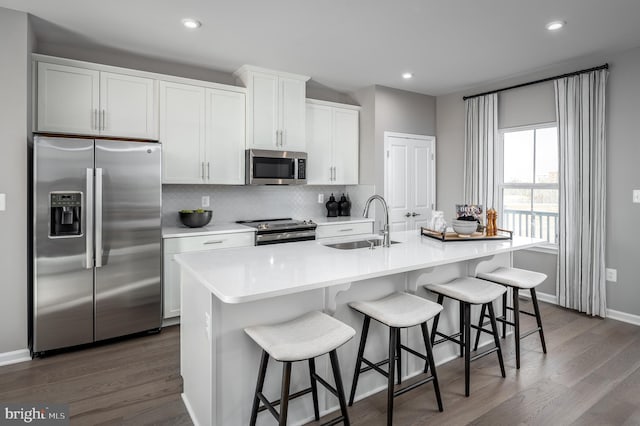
(530, 288), (547, 354)
(502, 291), (507, 338)
(463, 302), (471, 396)
(329, 349), (351, 426)
(396, 328), (402, 385)
(420, 322), (443, 412)
(349, 315), (371, 406)
(430, 294), (444, 346)
(459, 300), (465, 358)
(279, 362), (292, 426)
(487, 302), (506, 378)
(308, 358), (320, 421)
(513, 287), (521, 369)
(250, 350), (270, 426)
(472, 303), (487, 351)
(387, 327), (397, 426)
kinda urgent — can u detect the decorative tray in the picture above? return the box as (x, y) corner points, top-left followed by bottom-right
(420, 227), (513, 242)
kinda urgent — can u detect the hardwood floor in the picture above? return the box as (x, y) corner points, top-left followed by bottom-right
(1, 301), (639, 425)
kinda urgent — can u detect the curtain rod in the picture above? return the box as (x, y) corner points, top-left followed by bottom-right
(462, 63), (609, 101)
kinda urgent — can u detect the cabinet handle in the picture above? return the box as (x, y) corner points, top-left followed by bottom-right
(207, 162), (211, 180)
(204, 240), (224, 245)
(405, 212), (411, 217)
(411, 212), (421, 217)
(201, 162), (205, 179)
(93, 109), (98, 130)
(281, 129), (285, 147)
(276, 130), (280, 147)
(101, 109), (106, 131)
(339, 228), (354, 232)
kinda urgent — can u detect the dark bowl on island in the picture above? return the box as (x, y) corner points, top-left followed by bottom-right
(179, 210), (212, 228)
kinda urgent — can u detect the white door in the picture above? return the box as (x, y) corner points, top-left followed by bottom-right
(159, 81), (206, 183)
(206, 88), (246, 184)
(37, 62), (100, 135)
(306, 103), (333, 184)
(100, 72), (157, 139)
(332, 108), (359, 185)
(249, 72), (278, 149)
(279, 77), (307, 151)
(384, 132), (436, 232)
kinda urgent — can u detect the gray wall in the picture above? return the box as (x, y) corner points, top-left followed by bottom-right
(0, 7), (29, 353)
(436, 46), (640, 316)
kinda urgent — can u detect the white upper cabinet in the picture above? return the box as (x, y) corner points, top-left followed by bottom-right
(37, 62), (100, 135)
(235, 66), (309, 152)
(160, 81), (206, 184)
(160, 80), (245, 184)
(36, 60), (158, 139)
(100, 72), (157, 139)
(306, 99), (360, 185)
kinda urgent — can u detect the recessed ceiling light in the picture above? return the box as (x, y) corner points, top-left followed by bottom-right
(546, 20), (565, 31)
(182, 18), (202, 29)
(402, 72), (413, 79)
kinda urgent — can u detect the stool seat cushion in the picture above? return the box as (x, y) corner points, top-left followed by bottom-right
(349, 292), (443, 328)
(425, 277), (506, 304)
(477, 267), (547, 289)
(245, 311), (355, 362)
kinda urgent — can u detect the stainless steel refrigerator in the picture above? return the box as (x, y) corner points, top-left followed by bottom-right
(32, 135), (162, 355)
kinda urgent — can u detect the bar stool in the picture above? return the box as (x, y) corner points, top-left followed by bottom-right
(474, 267), (548, 369)
(245, 311), (355, 426)
(424, 277), (506, 397)
(348, 292), (444, 426)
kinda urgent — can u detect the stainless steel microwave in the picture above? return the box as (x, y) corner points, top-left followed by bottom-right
(245, 149), (307, 185)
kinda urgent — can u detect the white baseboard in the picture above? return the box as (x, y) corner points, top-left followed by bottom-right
(0, 349), (31, 367)
(606, 308), (640, 327)
(527, 291), (640, 327)
(181, 393), (200, 426)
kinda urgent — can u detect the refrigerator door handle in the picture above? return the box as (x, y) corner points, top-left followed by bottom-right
(85, 168), (94, 269)
(95, 167), (104, 267)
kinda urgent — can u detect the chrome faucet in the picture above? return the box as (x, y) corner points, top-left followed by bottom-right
(363, 195), (391, 247)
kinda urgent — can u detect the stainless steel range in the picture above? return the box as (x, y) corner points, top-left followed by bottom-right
(236, 218), (317, 245)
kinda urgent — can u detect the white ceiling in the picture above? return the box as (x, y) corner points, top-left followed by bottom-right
(2, 0), (640, 95)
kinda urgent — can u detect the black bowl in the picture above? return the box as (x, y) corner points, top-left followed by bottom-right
(179, 210), (212, 228)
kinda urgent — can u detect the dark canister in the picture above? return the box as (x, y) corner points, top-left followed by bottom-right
(338, 193), (351, 216)
(325, 193), (339, 217)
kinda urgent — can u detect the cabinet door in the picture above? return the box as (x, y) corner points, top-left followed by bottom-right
(248, 72), (278, 149)
(305, 103), (333, 184)
(100, 72), (158, 139)
(37, 62), (99, 135)
(279, 77), (307, 151)
(160, 81), (206, 183)
(206, 89), (246, 184)
(333, 108), (359, 185)
(163, 252), (181, 319)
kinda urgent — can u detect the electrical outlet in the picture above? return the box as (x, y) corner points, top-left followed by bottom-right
(606, 268), (617, 282)
(0, 193), (5, 211)
(317, 193), (325, 204)
(633, 190), (640, 204)
(201, 195), (210, 208)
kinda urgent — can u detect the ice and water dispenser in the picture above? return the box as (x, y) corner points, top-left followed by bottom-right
(49, 192), (82, 238)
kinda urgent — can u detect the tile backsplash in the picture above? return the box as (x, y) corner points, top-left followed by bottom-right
(162, 184), (376, 226)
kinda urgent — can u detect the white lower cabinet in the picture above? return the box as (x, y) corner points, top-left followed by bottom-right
(315, 222), (373, 239)
(163, 232), (254, 320)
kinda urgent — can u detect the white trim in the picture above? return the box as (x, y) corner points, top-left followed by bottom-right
(181, 393), (201, 426)
(534, 291), (558, 305)
(0, 349), (31, 367)
(607, 308), (640, 327)
(384, 131), (433, 141)
(523, 246), (558, 255)
(305, 98), (361, 110)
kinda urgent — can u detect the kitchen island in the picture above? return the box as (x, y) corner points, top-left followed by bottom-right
(175, 230), (543, 426)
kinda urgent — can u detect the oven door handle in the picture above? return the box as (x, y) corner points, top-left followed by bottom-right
(256, 230), (316, 243)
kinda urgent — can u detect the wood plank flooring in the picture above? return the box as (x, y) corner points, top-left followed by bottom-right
(1, 301), (639, 425)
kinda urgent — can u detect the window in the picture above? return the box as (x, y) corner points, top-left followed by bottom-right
(498, 124), (558, 246)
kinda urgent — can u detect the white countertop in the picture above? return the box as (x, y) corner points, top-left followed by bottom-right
(163, 223), (255, 239)
(175, 230), (544, 304)
(311, 216), (374, 225)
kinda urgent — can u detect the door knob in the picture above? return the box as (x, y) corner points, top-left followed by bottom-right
(405, 212), (411, 217)
(411, 212), (421, 217)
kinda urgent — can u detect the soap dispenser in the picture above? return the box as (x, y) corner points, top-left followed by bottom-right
(325, 193), (339, 217)
(338, 193), (351, 216)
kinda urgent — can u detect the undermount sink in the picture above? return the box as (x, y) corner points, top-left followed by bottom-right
(323, 239), (401, 250)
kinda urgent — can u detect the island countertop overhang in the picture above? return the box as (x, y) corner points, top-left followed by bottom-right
(174, 230), (544, 304)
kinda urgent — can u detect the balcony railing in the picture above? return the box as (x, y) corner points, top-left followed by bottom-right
(502, 209), (558, 244)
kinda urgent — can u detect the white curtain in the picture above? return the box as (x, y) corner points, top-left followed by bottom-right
(555, 69), (608, 317)
(463, 93), (499, 210)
